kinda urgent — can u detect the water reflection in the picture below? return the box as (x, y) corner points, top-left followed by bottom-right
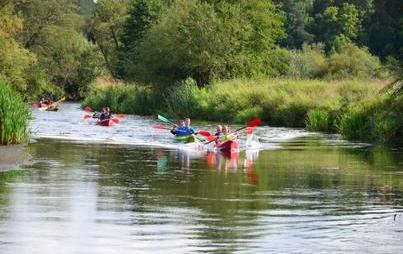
(0, 138), (402, 253)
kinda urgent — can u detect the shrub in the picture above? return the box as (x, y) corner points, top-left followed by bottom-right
(324, 43), (382, 80)
(338, 93), (403, 145)
(164, 78), (205, 118)
(288, 43), (327, 79)
(0, 82), (30, 145)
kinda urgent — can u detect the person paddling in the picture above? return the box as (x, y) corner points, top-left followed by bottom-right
(217, 125), (235, 144)
(171, 120), (186, 135)
(183, 118), (196, 135)
(105, 107), (112, 119)
(215, 125), (222, 138)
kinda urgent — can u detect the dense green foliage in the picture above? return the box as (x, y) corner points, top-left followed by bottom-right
(0, 82), (30, 145)
(83, 78), (384, 128)
(0, 0), (102, 100)
(339, 93), (403, 146)
(1, 0), (401, 96)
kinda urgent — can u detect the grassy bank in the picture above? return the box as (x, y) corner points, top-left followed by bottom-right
(81, 78), (403, 146)
(339, 92), (402, 146)
(0, 82), (31, 145)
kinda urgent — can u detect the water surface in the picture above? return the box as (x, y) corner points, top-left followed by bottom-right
(0, 103), (401, 253)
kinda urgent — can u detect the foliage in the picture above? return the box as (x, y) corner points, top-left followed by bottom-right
(118, 0), (167, 79)
(0, 82), (30, 145)
(288, 43), (326, 79)
(129, 0), (285, 86)
(90, 0), (128, 77)
(15, 0), (83, 48)
(306, 109), (330, 132)
(324, 42), (382, 79)
(339, 93), (403, 146)
(311, 3), (361, 50)
(82, 79), (159, 115)
(83, 78), (385, 127)
(0, 2), (36, 94)
(32, 26), (103, 99)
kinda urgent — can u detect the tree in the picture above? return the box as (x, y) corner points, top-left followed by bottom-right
(310, 3), (361, 50)
(132, 0), (285, 86)
(32, 26), (102, 99)
(15, 0), (82, 49)
(90, 0), (128, 77)
(118, 0), (167, 79)
(0, 2), (37, 93)
(275, 0), (315, 48)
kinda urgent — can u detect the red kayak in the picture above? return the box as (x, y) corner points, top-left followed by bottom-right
(215, 140), (239, 153)
(96, 119), (113, 127)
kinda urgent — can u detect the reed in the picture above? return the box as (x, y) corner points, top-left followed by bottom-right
(0, 82), (31, 145)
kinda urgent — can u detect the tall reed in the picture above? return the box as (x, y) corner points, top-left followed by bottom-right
(0, 82), (30, 145)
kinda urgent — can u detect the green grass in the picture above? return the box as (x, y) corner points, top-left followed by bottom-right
(0, 82), (31, 145)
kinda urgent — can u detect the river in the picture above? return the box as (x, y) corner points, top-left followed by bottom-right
(0, 103), (402, 253)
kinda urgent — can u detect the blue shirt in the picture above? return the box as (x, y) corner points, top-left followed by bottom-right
(176, 126), (196, 136)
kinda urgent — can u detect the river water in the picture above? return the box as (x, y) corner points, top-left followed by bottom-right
(0, 103), (402, 253)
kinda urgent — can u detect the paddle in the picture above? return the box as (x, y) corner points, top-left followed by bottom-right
(204, 118), (261, 145)
(158, 114), (177, 126)
(39, 97), (65, 111)
(154, 124), (171, 130)
(110, 117), (120, 123)
(84, 106), (93, 112)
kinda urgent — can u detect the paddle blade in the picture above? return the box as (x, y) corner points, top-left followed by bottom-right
(111, 118), (119, 123)
(154, 124), (170, 130)
(84, 106), (93, 112)
(83, 114), (92, 119)
(198, 130), (213, 138)
(247, 118), (261, 128)
(116, 114), (125, 119)
(157, 114), (170, 123)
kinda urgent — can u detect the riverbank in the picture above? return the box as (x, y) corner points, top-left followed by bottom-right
(82, 78), (402, 146)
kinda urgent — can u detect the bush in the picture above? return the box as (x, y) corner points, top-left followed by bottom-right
(339, 94), (403, 145)
(82, 79), (159, 115)
(0, 82), (30, 145)
(164, 78), (205, 118)
(324, 43), (382, 80)
(288, 43), (327, 79)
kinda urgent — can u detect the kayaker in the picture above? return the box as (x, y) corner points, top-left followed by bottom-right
(215, 125), (222, 137)
(99, 108), (109, 121)
(92, 107), (104, 119)
(105, 107), (112, 119)
(39, 97), (50, 106)
(221, 125), (232, 141)
(183, 118), (196, 135)
(171, 120), (186, 135)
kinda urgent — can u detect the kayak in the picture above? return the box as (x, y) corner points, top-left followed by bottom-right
(39, 105), (58, 111)
(37, 97), (65, 111)
(174, 134), (197, 143)
(96, 119), (113, 127)
(215, 139), (239, 153)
